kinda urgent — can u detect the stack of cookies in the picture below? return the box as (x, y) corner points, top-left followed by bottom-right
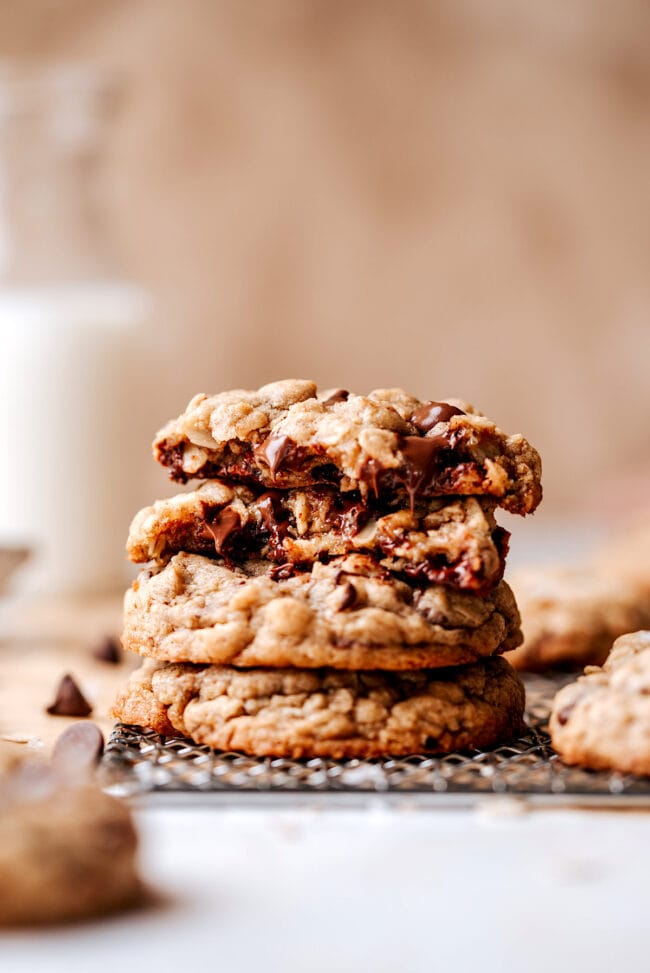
(113, 380), (542, 758)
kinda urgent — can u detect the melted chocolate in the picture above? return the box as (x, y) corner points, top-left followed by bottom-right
(321, 494), (367, 539)
(158, 441), (190, 483)
(256, 491), (290, 556)
(202, 505), (242, 556)
(410, 401), (465, 434)
(255, 433), (293, 477)
(359, 458), (382, 498)
(398, 434), (448, 509)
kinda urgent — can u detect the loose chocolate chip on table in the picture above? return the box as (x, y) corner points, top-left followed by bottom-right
(46, 674), (93, 718)
(410, 401), (465, 434)
(92, 635), (122, 665)
(52, 722), (105, 777)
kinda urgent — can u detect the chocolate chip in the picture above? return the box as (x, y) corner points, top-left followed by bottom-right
(359, 457), (382, 497)
(255, 433), (293, 476)
(556, 703), (575, 725)
(322, 389), (350, 405)
(46, 674), (93, 718)
(398, 434), (448, 508)
(410, 401), (465, 434)
(52, 722), (104, 777)
(157, 440), (190, 483)
(92, 636), (122, 665)
(256, 491), (289, 554)
(202, 504), (242, 556)
(337, 581), (358, 610)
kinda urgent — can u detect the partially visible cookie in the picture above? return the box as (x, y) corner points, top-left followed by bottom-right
(123, 552), (522, 670)
(593, 518), (650, 596)
(153, 380), (542, 515)
(504, 566), (650, 670)
(112, 656), (526, 758)
(127, 482), (508, 595)
(550, 631), (650, 775)
(0, 759), (141, 925)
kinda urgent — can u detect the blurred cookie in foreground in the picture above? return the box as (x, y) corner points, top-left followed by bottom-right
(0, 753), (143, 925)
(550, 631), (650, 775)
(504, 566), (650, 671)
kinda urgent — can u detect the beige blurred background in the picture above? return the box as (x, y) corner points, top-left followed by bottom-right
(1, 0), (649, 520)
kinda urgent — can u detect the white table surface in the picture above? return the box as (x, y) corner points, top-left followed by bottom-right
(3, 801), (650, 972)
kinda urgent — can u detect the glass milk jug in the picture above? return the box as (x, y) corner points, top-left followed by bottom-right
(0, 65), (149, 595)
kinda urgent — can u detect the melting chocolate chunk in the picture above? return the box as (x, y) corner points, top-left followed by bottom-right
(359, 457), (382, 497)
(256, 491), (289, 555)
(322, 496), (366, 538)
(398, 434), (448, 508)
(322, 388), (350, 405)
(410, 401), (465, 434)
(52, 722), (105, 777)
(158, 441), (190, 483)
(255, 433), (293, 477)
(46, 674), (93, 718)
(92, 635), (122, 665)
(202, 504), (242, 556)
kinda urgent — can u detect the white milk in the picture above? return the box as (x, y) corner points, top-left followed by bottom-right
(0, 282), (149, 594)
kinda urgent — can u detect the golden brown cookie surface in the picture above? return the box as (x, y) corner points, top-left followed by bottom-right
(123, 552), (522, 670)
(113, 655), (526, 759)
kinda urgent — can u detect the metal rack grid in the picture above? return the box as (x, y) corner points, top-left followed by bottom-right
(102, 672), (650, 805)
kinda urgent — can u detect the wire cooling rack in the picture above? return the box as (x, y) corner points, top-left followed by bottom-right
(102, 672), (650, 807)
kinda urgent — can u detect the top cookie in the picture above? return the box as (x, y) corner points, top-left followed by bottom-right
(154, 380), (542, 515)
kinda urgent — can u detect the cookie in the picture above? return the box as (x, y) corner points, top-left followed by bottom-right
(594, 518), (650, 596)
(549, 630), (650, 775)
(504, 566), (650, 670)
(0, 760), (141, 925)
(153, 380), (542, 515)
(112, 655), (526, 758)
(123, 552), (522, 670)
(127, 482), (509, 595)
